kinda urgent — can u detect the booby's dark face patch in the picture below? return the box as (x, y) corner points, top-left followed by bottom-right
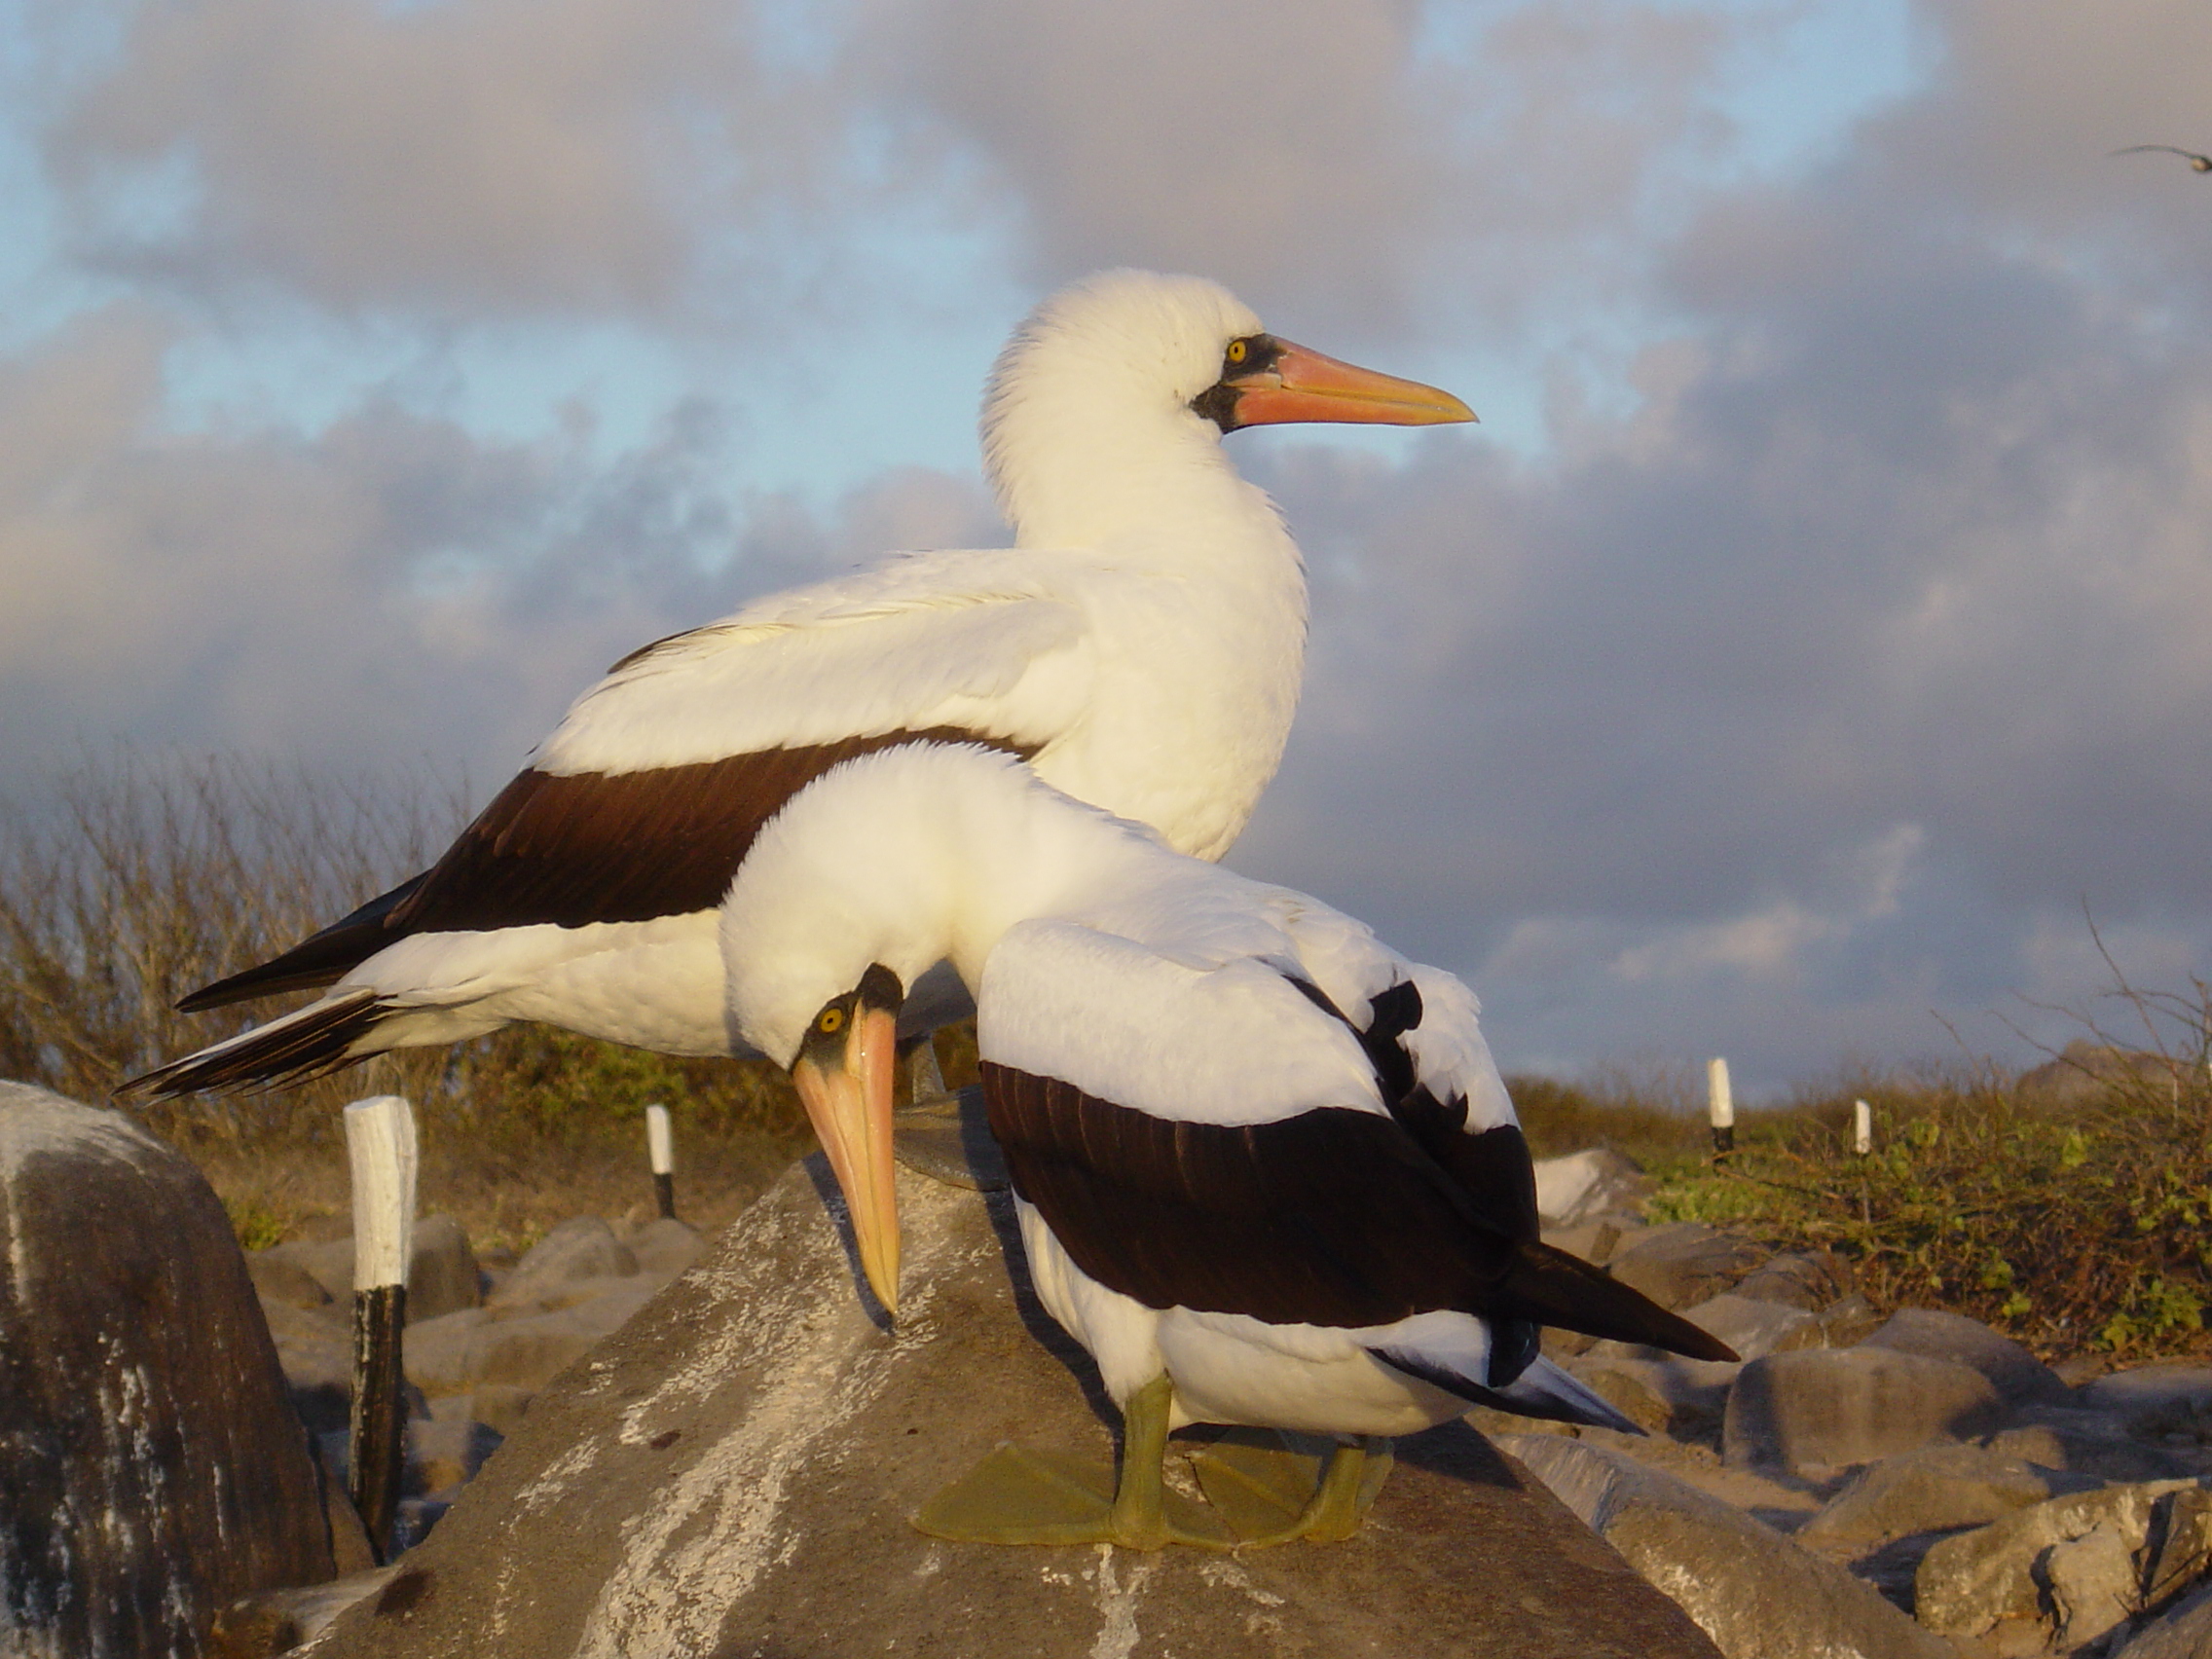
(1190, 334), (1285, 432)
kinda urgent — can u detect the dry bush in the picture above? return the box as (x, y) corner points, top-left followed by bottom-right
(0, 747), (814, 1247)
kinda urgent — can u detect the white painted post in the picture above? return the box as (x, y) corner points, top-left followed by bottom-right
(1853, 1098), (1873, 1157)
(344, 1095), (417, 1563)
(645, 1103), (676, 1221)
(1707, 1057), (1735, 1160)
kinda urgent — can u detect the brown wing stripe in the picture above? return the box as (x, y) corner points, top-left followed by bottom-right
(391, 728), (1037, 935)
(979, 1060), (1729, 1362)
(175, 728), (1035, 1010)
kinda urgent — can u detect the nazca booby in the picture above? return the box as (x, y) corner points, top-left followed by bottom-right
(122, 270), (1471, 1103)
(720, 744), (1736, 1548)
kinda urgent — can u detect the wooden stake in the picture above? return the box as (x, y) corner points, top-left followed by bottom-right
(645, 1103), (676, 1221)
(1707, 1056), (1735, 1161)
(344, 1095), (417, 1564)
(1853, 1098), (1872, 1157)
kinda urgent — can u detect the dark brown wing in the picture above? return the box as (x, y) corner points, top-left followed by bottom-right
(980, 1062), (1730, 1361)
(180, 728), (1033, 1011)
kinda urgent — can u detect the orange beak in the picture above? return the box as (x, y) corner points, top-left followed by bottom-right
(793, 1001), (903, 1316)
(1229, 339), (1475, 428)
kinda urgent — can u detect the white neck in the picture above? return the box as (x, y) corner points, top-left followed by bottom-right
(721, 747), (1182, 1063)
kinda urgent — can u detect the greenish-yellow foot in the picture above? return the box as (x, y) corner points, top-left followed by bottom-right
(1190, 1432), (1393, 1544)
(912, 1442), (1234, 1549)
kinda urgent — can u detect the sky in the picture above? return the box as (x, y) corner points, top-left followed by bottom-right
(3, 0), (2210, 1096)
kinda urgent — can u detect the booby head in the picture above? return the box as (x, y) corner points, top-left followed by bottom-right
(982, 269), (1473, 545)
(788, 961), (905, 1316)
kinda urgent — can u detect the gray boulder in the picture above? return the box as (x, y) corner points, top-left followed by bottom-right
(258, 1212), (482, 1325)
(1505, 1434), (1951, 1659)
(1993, 1408), (2210, 1483)
(309, 1158), (1723, 1659)
(1915, 1478), (2212, 1640)
(1731, 1251), (1853, 1311)
(1724, 1348), (2008, 1475)
(620, 1215), (706, 1278)
(488, 1216), (638, 1308)
(1570, 1355), (1740, 1443)
(1532, 1147), (1649, 1225)
(2114, 1580), (2212, 1659)
(1798, 1442), (2095, 1544)
(1861, 1308), (2073, 1410)
(404, 1215), (482, 1322)
(1605, 1224), (1768, 1311)
(0, 1082), (336, 1657)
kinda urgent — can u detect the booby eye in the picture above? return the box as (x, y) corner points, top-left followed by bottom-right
(817, 1007), (845, 1036)
(1225, 338), (1251, 366)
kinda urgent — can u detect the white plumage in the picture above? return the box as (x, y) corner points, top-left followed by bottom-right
(128, 270), (1471, 1098)
(719, 744), (1728, 1456)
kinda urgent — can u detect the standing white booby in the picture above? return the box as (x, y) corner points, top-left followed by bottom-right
(718, 744), (1736, 1548)
(122, 270), (1471, 1101)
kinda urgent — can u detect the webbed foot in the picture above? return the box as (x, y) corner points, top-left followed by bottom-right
(1190, 1432), (1392, 1544)
(912, 1442), (1233, 1549)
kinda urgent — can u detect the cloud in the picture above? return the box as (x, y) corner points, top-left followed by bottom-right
(0, 301), (999, 793)
(1222, 1), (2212, 1086)
(43, 0), (816, 319)
(858, 0), (1753, 330)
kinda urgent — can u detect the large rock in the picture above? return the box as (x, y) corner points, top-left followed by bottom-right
(1504, 1434), (1951, 1659)
(1724, 1347), (2008, 1475)
(1860, 1308), (2073, 1410)
(1532, 1148), (1648, 1225)
(257, 1212), (482, 1325)
(2115, 1580), (2212, 1659)
(1915, 1478), (2212, 1640)
(1604, 1224), (1768, 1311)
(310, 1158), (1723, 1659)
(487, 1216), (638, 1308)
(1798, 1442), (2095, 1544)
(0, 1083), (336, 1657)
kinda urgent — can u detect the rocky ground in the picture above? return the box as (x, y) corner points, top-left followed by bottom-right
(241, 1140), (2212, 1659)
(16, 1074), (2212, 1659)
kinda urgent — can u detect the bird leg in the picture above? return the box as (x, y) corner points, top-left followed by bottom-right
(1190, 1431), (1393, 1545)
(911, 1374), (1234, 1550)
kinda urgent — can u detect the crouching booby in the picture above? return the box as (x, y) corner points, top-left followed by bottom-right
(122, 269), (1471, 1101)
(721, 744), (1736, 1549)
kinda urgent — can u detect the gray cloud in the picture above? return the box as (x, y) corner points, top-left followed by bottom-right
(1227, 2), (2212, 1087)
(859, 0), (1749, 333)
(43, 0), (818, 319)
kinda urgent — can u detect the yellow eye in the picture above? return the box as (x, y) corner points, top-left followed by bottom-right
(1226, 339), (1249, 365)
(817, 1007), (845, 1035)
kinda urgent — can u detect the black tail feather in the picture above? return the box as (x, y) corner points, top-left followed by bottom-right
(119, 990), (388, 1100)
(175, 873), (426, 1013)
(1497, 1240), (1739, 1363)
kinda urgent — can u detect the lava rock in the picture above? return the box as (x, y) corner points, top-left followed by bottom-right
(1798, 1442), (2095, 1544)
(1914, 1478), (2212, 1639)
(621, 1216), (707, 1278)
(488, 1217), (639, 1308)
(1605, 1225), (1768, 1311)
(0, 1082), (336, 1656)
(1724, 1348), (2008, 1475)
(308, 1159), (1723, 1659)
(1860, 1309), (2073, 1411)
(1505, 1434), (1951, 1659)
(406, 1215), (483, 1322)
(1532, 1148), (1649, 1226)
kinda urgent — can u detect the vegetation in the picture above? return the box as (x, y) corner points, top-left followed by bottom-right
(1511, 999), (2212, 1363)
(0, 749), (812, 1250)
(6, 750), (2210, 1354)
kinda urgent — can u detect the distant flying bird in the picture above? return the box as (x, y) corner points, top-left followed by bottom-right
(2114, 144), (2212, 172)
(123, 269), (1474, 1101)
(717, 744), (1735, 1547)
